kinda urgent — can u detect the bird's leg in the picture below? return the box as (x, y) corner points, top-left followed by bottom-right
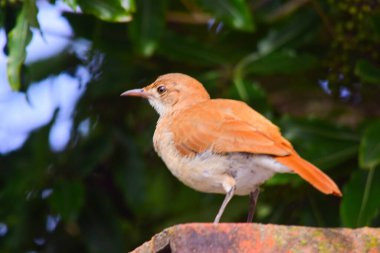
(214, 184), (236, 224)
(247, 188), (260, 222)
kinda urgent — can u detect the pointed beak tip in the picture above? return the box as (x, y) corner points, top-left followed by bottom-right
(120, 88), (147, 98)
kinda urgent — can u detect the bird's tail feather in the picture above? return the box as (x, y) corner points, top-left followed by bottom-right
(275, 154), (342, 196)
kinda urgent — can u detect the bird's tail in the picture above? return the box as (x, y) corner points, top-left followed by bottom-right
(275, 154), (342, 196)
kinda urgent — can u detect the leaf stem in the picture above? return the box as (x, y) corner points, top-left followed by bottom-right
(309, 197), (325, 226)
(233, 52), (261, 101)
(358, 168), (375, 226)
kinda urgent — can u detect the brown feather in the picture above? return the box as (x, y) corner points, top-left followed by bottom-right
(170, 98), (341, 196)
(171, 100), (290, 157)
(275, 154), (342, 196)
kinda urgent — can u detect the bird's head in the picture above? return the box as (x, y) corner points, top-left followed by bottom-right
(121, 73), (210, 116)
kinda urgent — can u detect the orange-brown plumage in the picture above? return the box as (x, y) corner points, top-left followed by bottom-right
(122, 73), (342, 223)
(275, 154), (341, 196)
(168, 99), (341, 197)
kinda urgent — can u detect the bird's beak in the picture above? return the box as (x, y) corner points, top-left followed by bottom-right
(120, 88), (149, 98)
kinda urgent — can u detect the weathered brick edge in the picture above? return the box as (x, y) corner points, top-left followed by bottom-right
(131, 223), (380, 253)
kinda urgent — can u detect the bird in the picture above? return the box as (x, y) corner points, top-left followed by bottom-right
(121, 73), (342, 223)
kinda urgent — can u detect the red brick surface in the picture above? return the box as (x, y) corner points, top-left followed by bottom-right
(131, 223), (380, 253)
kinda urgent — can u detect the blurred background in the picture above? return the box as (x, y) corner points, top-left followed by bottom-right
(0, 0), (380, 252)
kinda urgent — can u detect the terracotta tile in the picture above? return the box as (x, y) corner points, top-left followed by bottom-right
(131, 223), (380, 253)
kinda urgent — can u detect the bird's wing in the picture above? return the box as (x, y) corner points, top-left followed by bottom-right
(170, 102), (291, 157)
(170, 99), (342, 196)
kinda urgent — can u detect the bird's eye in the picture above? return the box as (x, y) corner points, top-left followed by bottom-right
(157, 86), (167, 94)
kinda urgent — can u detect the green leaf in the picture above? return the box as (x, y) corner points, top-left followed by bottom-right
(233, 10), (318, 85)
(266, 173), (302, 187)
(78, 0), (134, 22)
(63, 0), (79, 10)
(196, 0), (254, 31)
(257, 9), (317, 55)
(372, 15), (380, 36)
(228, 80), (270, 113)
(246, 50), (317, 75)
(6, 0), (39, 90)
(49, 180), (85, 221)
(279, 117), (359, 169)
(113, 130), (146, 207)
(359, 120), (380, 169)
(128, 0), (166, 56)
(144, 170), (174, 217)
(341, 169), (380, 227)
(81, 189), (125, 253)
(157, 31), (227, 65)
(354, 59), (380, 85)
(24, 0), (39, 28)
